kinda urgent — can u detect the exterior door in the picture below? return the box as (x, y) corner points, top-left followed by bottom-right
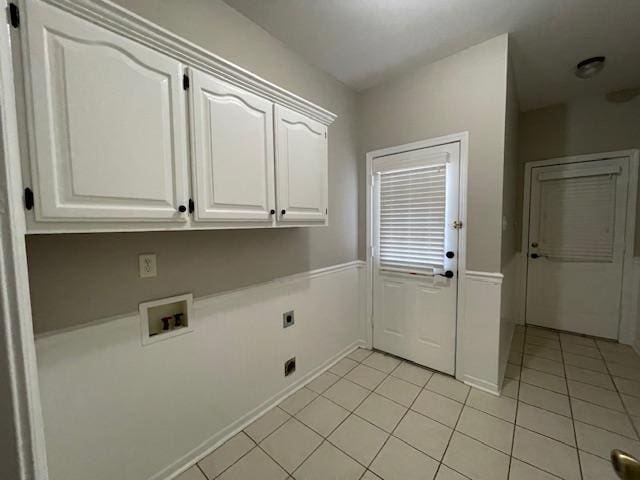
(274, 105), (327, 223)
(22, 1), (189, 222)
(190, 70), (275, 222)
(372, 142), (460, 374)
(526, 158), (629, 339)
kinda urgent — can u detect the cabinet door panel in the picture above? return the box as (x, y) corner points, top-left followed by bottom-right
(191, 71), (275, 222)
(275, 106), (327, 223)
(23, 1), (188, 222)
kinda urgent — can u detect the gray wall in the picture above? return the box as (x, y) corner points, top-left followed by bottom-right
(519, 91), (640, 254)
(500, 48), (522, 332)
(501, 54), (521, 267)
(26, 0), (360, 334)
(359, 35), (509, 273)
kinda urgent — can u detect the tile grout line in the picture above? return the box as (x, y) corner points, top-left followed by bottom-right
(360, 358), (455, 477)
(253, 353), (369, 479)
(507, 325), (525, 479)
(291, 350), (414, 478)
(513, 328), (588, 480)
(288, 352), (385, 478)
(594, 340), (640, 441)
(555, 327), (585, 480)
(432, 382), (472, 479)
(207, 434), (259, 480)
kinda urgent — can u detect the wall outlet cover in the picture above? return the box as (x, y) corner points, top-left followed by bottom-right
(284, 357), (296, 377)
(139, 253), (157, 278)
(283, 310), (295, 328)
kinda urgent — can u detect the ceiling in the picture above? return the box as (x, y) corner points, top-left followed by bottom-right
(221, 0), (640, 111)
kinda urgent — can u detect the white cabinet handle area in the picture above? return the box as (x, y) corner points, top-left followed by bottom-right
(13, 0), (335, 234)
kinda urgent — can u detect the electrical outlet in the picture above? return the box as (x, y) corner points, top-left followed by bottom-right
(283, 310), (295, 328)
(284, 357), (296, 377)
(139, 254), (157, 278)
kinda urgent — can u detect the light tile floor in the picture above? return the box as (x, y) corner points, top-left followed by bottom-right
(178, 325), (640, 479)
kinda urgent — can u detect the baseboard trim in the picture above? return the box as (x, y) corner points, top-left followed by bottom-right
(155, 339), (367, 480)
(462, 374), (500, 396)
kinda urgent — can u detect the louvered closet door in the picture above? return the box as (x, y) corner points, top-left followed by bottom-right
(372, 142), (459, 374)
(526, 158), (629, 339)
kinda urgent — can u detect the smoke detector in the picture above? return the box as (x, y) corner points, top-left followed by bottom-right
(575, 56), (606, 79)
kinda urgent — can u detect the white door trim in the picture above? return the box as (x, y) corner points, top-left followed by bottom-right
(365, 132), (469, 376)
(0, 5), (49, 478)
(522, 150), (639, 344)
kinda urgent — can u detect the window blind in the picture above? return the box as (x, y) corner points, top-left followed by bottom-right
(539, 174), (617, 262)
(378, 163), (446, 275)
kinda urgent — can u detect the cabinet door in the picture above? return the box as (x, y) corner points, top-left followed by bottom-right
(190, 71), (275, 222)
(275, 106), (328, 223)
(22, 1), (189, 222)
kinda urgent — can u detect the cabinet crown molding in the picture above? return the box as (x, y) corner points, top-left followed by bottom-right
(38, 0), (338, 126)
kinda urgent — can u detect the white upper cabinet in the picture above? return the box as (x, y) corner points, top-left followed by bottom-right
(190, 70), (275, 223)
(22, 1), (189, 222)
(17, 0), (335, 233)
(275, 106), (328, 223)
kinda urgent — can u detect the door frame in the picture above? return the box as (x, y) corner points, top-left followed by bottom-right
(365, 132), (469, 376)
(0, 5), (50, 478)
(521, 150), (639, 344)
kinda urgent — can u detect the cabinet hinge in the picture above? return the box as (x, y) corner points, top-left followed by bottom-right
(8, 3), (19, 28)
(182, 73), (190, 90)
(24, 187), (34, 210)
(188, 198), (194, 214)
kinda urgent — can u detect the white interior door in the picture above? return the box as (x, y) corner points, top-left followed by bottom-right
(190, 70), (275, 222)
(23, 1), (189, 222)
(526, 158), (629, 339)
(274, 105), (327, 223)
(372, 142), (460, 374)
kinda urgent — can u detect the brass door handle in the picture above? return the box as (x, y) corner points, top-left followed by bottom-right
(611, 449), (640, 479)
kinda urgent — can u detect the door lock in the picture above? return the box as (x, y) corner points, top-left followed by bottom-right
(446, 251), (455, 259)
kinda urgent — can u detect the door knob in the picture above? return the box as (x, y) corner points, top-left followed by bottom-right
(281, 209), (286, 215)
(270, 209), (275, 215)
(611, 449), (640, 479)
(178, 205), (187, 213)
(439, 270), (454, 279)
(531, 253), (540, 259)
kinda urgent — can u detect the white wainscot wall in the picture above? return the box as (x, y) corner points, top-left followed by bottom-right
(458, 270), (504, 395)
(36, 261), (366, 480)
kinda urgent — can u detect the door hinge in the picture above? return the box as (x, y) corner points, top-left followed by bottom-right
(24, 187), (34, 210)
(324, 131), (327, 139)
(453, 220), (463, 230)
(182, 73), (190, 90)
(8, 3), (19, 28)
(325, 207), (328, 215)
(370, 175), (375, 187)
(188, 198), (194, 214)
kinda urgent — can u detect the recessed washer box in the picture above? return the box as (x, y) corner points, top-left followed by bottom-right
(139, 293), (193, 346)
